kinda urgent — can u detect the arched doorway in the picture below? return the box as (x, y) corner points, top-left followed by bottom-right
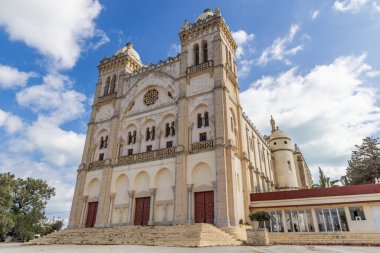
(192, 163), (214, 224)
(85, 178), (100, 227)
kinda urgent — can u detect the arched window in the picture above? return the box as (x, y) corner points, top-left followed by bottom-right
(146, 127), (150, 141)
(202, 41), (208, 62)
(100, 136), (104, 149)
(231, 117), (234, 131)
(110, 75), (116, 93)
(204, 112), (209, 127)
(165, 123), (170, 137)
(104, 77), (110, 96)
(151, 126), (155, 140)
(171, 121), (175, 136)
(194, 44), (200, 65)
(132, 130), (137, 143)
(197, 113), (202, 128)
(104, 136), (108, 148)
(128, 132), (132, 145)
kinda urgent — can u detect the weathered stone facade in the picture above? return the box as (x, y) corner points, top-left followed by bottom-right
(68, 8), (312, 229)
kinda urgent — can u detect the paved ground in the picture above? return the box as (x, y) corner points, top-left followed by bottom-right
(0, 244), (379, 253)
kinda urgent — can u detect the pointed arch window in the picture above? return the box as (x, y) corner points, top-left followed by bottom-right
(146, 127), (150, 141)
(110, 75), (116, 93)
(165, 123), (170, 137)
(204, 112), (209, 127)
(132, 130), (137, 143)
(194, 44), (200, 65)
(128, 132), (132, 145)
(197, 113), (202, 128)
(104, 77), (110, 96)
(202, 41), (208, 62)
(171, 121), (175, 136)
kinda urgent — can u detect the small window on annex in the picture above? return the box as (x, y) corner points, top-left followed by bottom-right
(349, 206), (366, 221)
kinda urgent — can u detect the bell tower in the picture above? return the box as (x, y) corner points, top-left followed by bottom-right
(175, 7), (247, 227)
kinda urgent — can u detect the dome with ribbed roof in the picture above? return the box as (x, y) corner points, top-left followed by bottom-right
(196, 8), (214, 21)
(269, 129), (290, 141)
(115, 42), (142, 64)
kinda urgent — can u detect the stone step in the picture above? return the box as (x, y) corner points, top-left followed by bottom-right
(28, 224), (242, 247)
(268, 232), (380, 245)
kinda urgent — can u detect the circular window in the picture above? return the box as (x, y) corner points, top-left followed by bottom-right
(143, 89), (159, 106)
(284, 141), (288, 144)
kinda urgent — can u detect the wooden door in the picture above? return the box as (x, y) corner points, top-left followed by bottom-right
(134, 197), (150, 225)
(194, 191), (214, 224)
(85, 202), (98, 228)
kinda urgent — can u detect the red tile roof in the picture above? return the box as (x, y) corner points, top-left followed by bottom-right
(250, 184), (380, 202)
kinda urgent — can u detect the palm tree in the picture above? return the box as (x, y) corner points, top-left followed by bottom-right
(312, 167), (339, 188)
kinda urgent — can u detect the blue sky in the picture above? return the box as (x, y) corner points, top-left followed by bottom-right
(0, 0), (379, 224)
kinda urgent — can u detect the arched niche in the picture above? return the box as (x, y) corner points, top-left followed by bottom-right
(114, 174), (129, 204)
(133, 171), (150, 194)
(191, 162), (212, 187)
(154, 168), (174, 201)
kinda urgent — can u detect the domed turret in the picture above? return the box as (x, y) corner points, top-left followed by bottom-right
(115, 42), (142, 65)
(268, 117), (298, 190)
(196, 8), (214, 22)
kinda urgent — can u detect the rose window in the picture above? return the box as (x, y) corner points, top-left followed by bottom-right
(143, 89), (159, 106)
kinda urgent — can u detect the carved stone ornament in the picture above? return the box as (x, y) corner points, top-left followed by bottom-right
(143, 88), (159, 106)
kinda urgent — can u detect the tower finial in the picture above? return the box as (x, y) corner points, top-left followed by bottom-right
(270, 115), (276, 133)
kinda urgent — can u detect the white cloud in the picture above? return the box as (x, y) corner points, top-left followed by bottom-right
(232, 30), (255, 60)
(333, 0), (368, 12)
(20, 120), (85, 166)
(257, 24), (303, 66)
(167, 43), (181, 57)
(231, 30), (255, 78)
(0, 109), (24, 134)
(311, 11), (320, 20)
(0, 0), (107, 70)
(0, 64), (36, 89)
(374, 1), (380, 11)
(16, 74), (87, 124)
(240, 54), (380, 180)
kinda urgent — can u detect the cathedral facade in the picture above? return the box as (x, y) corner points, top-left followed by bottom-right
(68, 8), (312, 229)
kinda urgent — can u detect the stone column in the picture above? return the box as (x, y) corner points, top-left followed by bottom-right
(311, 208), (320, 232)
(95, 162), (113, 227)
(127, 190), (135, 225)
(68, 164), (87, 229)
(187, 184), (194, 224)
(281, 209), (288, 233)
(148, 188), (157, 225)
(171, 186), (176, 224)
(107, 193), (116, 226)
(211, 181), (217, 224)
(79, 195), (89, 227)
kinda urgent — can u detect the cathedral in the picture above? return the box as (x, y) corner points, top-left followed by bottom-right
(68, 8), (313, 229)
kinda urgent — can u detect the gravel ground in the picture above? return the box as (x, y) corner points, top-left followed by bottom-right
(0, 244), (380, 253)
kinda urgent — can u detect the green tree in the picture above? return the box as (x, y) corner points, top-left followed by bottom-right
(0, 173), (16, 241)
(0, 173), (55, 242)
(312, 167), (339, 188)
(345, 137), (380, 185)
(10, 177), (55, 241)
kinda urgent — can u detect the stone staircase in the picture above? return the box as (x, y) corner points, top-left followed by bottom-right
(269, 232), (380, 246)
(27, 224), (243, 247)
